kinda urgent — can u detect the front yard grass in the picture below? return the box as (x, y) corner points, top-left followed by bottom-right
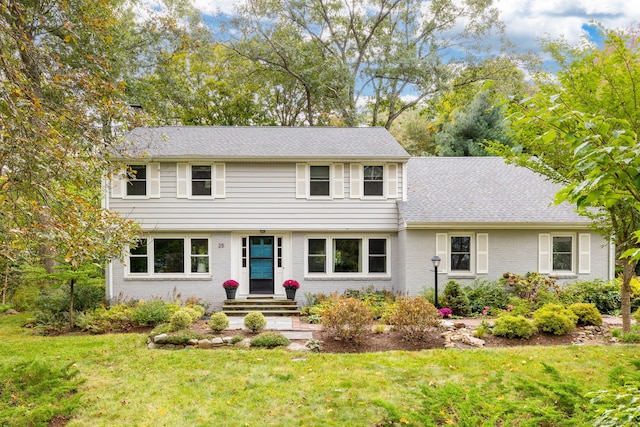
(1, 313), (638, 426)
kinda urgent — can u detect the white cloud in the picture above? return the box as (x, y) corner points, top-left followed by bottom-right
(191, 0), (236, 16)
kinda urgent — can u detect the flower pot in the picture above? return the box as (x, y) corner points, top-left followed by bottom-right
(285, 287), (297, 301)
(225, 287), (237, 300)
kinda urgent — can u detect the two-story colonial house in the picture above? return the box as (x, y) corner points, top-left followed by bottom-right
(105, 126), (614, 309)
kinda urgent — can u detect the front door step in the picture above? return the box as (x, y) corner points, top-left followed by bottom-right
(223, 298), (299, 316)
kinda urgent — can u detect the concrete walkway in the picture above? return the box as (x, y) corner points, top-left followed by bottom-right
(228, 316), (319, 340)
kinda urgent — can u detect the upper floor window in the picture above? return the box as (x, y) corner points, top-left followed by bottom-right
(191, 165), (212, 196)
(176, 163), (225, 199)
(363, 165), (384, 196)
(127, 165), (147, 196)
(310, 166), (330, 197)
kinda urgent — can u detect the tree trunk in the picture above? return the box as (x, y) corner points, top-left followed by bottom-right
(620, 260), (634, 334)
(69, 278), (76, 330)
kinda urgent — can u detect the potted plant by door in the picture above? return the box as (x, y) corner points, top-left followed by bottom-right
(223, 279), (239, 300)
(282, 279), (300, 300)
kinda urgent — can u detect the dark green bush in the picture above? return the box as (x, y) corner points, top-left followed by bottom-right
(463, 279), (511, 315)
(250, 331), (290, 348)
(390, 296), (440, 343)
(321, 297), (373, 342)
(567, 303), (602, 326)
(244, 311), (267, 332)
(132, 300), (172, 326)
(492, 315), (537, 339)
(533, 304), (577, 335)
(443, 280), (471, 317)
(560, 279), (621, 314)
(208, 312), (229, 333)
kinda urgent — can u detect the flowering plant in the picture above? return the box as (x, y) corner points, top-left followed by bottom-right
(222, 279), (239, 289)
(282, 279), (300, 289)
(438, 307), (452, 318)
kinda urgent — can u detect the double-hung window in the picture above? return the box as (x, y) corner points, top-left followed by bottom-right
(363, 165), (384, 196)
(435, 233), (488, 275)
(127, 165), (147, 196)
(552, 236), (573, 272)
(127, 237), (210, 276)
(191, 166), (212, 196)
(309, 166), (330, 197)
(306, 236), (388, 275)
(450, 236), (472, 272)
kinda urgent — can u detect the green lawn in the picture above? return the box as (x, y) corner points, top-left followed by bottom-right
(1, 314), (638, 426)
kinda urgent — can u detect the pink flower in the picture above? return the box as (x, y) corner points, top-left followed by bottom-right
(438, 308), (452, 318)
(282, 279), (300, 289)
(223, 279), (239, 289)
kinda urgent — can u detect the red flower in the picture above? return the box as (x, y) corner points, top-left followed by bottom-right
(282, 279), (300, 289)
(223, 279), (239, 289)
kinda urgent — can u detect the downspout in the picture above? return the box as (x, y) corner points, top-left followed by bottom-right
(102, 175), (114, 300)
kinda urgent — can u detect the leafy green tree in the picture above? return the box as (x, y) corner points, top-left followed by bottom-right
(228, 0), (509, 128)
(493, 24), (640, 332)
(0, 0), (142, 314)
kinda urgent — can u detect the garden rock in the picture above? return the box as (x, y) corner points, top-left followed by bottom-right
(153, 334), (169, 344)
(198, 339), (213, 349)
(287, 342), (310, 352)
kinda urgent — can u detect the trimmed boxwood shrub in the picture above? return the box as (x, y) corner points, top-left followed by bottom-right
(244, 311), (267, 333)
(250, 331), (290, 348)
(492, 315), (537, 339)
(208, 312), (229, 333)
(169, 309), (193, 331)
(567, 303), (602, 326)
(533, 304), (577, 336)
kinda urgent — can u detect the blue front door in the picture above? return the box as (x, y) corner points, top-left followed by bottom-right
(249, 236), (274, 294)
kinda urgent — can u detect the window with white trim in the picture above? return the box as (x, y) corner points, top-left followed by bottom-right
(127, 165), (147, 196)
(296, 163), (344, 199)
(176, 163), (225, 199)
(127, 236), (210, 276)
(552, 235), (573, 271)
(305, 236), (388, 275)
(363, 165), (384, 196)
(191, 165), (212, 196)
(435, 232), (488, 275)
(110, 163), (160, 199)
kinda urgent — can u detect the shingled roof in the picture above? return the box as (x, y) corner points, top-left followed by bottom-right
(398, 157), (590, 226)
(122, 126), (410, 161)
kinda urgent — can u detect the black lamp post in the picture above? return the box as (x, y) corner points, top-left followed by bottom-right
(431, 256), (441, 308)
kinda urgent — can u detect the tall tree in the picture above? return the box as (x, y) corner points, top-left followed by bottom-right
(492, 24), (640, 332)
(0, 0), (139, 303)
(228, 0), (509, 128)
(435, 90), (513, 156)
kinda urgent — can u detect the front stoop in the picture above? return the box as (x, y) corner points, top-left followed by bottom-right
(223, 297), (299, 316)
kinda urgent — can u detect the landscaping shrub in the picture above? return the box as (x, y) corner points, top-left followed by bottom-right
(502, 272), (561, 308)
(568, 303), (602, 326)
(169, 308), (194, 331)
(533, 304), (577, 336)
(633, 308), (640, 323)
(321, 297), (373, 342)
(181, 306), (202, 323)
(132, 300), (172, 326)
(250, 331), (290, 348)
(244, 311), (267, 333)
(442, 280), (471, 317)
(492, 315), (537, 339)
(389, 296), (440, 343)
(560, 279), (621, 314)
(208, 312), (229, 333)
(463, 278), (511, 315)
(343, 286), (396, 319)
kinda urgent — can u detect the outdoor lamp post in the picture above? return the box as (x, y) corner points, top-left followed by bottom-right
(431, 256), (441, 308)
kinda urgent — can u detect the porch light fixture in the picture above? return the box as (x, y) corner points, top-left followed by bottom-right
(431, 256), (441, 308)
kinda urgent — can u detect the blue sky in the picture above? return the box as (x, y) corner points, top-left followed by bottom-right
(192, 0), (639, 53)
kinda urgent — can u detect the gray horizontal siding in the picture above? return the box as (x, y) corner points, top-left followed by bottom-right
(110, 162), (402, 231)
